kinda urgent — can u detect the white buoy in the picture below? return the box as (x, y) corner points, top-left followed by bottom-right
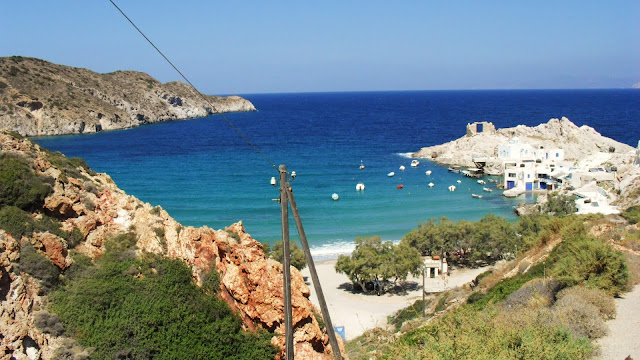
(428, 182), (434, 187)
(448, 185), (456, 192)
(332, 193), (339, 201)
(388, 172), (395, 177)
(399, 165), (406, 171)
(426, 170), (432, 175)
(356, 183), (365, 191)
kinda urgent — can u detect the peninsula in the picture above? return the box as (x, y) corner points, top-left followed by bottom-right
(0, 56), (256, 136)
(412, 117), (640, 210)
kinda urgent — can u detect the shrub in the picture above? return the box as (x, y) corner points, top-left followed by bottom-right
(50, 255), (276, 359)
(18, 242), (60, 292)
(0, 80), (7, 90)
(555, 285), (615, 320)
(552, 295), (608, 339)
(0, 153), (52, 210)
(0, 206), (35, 238)
(622, 205), (640, 225)
(34, 311), (64, 336)
(503, 278), (561, 309)
(551, 233), (629, 296)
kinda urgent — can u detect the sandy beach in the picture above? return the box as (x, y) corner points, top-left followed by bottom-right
(300, 259), (491, 340)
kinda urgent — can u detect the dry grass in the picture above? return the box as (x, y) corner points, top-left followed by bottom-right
(502, 278), (561, 310)
(556, 286), (616, 320)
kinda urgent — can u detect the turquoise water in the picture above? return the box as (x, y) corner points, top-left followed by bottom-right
(33, 90), (639, 257)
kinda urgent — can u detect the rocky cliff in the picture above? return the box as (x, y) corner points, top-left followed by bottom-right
(413, 117), (633, 168)
(0, 132), (340, 359)
(0, 56), (256, 136)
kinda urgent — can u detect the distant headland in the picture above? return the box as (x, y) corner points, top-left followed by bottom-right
(0, 56), (256, 136)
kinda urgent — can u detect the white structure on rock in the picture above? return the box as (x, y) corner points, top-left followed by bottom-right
(499, 137), (565, 191)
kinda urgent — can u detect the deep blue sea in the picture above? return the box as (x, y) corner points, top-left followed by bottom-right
(33, 90), (639, 258)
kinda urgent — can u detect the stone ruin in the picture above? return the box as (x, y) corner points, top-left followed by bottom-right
(466, 121), (496, 137)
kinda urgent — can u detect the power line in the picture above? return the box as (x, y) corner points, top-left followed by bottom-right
(108, 0), (278, 171)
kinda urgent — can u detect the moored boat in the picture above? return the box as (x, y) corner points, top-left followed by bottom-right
(411, 159), (420, 167)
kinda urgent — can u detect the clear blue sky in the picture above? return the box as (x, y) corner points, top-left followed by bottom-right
(1, 1), (638, 94)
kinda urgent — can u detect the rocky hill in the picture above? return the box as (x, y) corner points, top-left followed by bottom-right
(0, 56), (256, 136)
(413, 117), (634, 168)
(0, 132), (339, 359)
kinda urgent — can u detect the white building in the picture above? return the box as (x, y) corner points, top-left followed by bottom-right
(500, 138), (565, 191)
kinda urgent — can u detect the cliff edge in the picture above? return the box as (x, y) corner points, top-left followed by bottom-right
(0, 56), (256, 136)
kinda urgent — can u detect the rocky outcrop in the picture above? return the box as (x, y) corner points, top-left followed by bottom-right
(414, 117), (634, 168)
(0, 132), (339, 359)
(0, 56), (256, 136)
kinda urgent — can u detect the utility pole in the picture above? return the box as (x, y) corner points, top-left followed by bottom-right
(277, 165), (342, 360)
(279, 165), (294, 360)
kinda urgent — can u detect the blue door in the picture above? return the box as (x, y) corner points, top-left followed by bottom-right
(507, 181), (515, 189)
(540, 182), (547, 190)
(526, 182), (533, 191)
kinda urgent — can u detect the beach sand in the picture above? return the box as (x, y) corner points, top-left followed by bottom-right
(300, 259), (491, 340)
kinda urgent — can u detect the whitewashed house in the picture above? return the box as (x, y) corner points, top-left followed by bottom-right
(499, 138), (565, 191)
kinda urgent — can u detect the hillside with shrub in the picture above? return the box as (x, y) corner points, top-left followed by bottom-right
(0, 131), (340, 359)
(346, 213), (640, 359)
(0, 56), (256, 136)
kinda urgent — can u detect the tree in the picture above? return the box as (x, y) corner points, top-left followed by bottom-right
(543, 192), (577, 216)
(270, 240), (307, 271)
(335, 236), (422, 294)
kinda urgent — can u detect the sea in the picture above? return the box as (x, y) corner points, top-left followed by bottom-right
(33, 89), (640, 259)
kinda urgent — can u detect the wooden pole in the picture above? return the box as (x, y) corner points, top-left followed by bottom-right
(286, 185), (343, 360)
(279, 165), (294, 360)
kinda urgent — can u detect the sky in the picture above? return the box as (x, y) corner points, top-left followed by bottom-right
(1, 1), (638, 94)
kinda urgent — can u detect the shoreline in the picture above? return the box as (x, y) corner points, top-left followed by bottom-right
(301, 259), (493, 340)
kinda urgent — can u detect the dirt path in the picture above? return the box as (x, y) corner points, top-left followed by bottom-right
(596, 284), (640, 359)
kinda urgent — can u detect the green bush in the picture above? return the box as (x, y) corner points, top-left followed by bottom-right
(393, 305), (593, 359)
(0, 153), (52, 210)
(0, 206), (35, 238)
(622, 205), (640, 225)
(18, 242), (60, 292)
(552, 295), (608, 339)
(0, 80), (7, 90)
(550, 233), (629, 296)
(555, 285), (616, 320)
(50, 255), (276, 359)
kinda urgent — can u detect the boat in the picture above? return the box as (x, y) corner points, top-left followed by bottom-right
(331, 193), (339, 201)
(359, 160), (365, 170)
(411, 160), (420, 167)
(425, 170), (432, 175)
(448, 185), (456, 192)
(399, 165), (406, 171)
(457, 180), (462, 184)
(387, 172), (395, 177)
(448, 167), (460, 173)
(477, 179), (486, 185)
(356, 183), (365, 191)
(397, 184), (404, 189)
(428, 182), (434, 187)
(483, 187), (493, 192)
(471, 193), (483, 199)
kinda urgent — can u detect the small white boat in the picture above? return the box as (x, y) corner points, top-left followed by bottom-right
(472, 193), (483, 199)
(359, 160), (365, 170)
(399, 165), (406, 171)
(483, 187), (493, 192)
(428, 182), (434, 187)
(387, 172), (395, 177)
(425, 170), (432, 176)
(477, 180), (486, 185)
(356, 183), (365, 191)
(331, 193), (339, 201)
(457, 180), (462, 184)
(411, 160), (420, 167)
(448, 185), (456, 192)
